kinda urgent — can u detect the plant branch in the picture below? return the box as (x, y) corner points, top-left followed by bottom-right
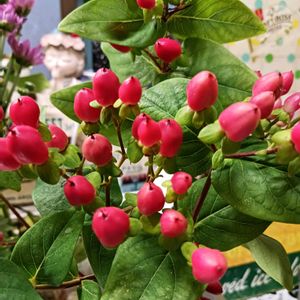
(166, 3), (191, 19)
(142, 49), (162, 72)
(225, 147), (278, 159)
(0, 194), (30, 229)
(105, 176), (111, 207)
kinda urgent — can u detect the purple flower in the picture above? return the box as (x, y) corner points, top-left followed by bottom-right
(9, 0), (34, 16)
(8, 34), (44, 66)
(0, 4), (23, 31)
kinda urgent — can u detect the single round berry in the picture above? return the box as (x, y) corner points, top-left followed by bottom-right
(132, 113), (150, 140)
(281, 71), (294, 95)
(82, 134), (112, 166)
(136, 0), (156, 9)
(206, 281), (223, 295)
(64, 175), (96, 206)
(219, 102), (261, 142)
(171, 172), (193, 195)
(137, 182), (165, 216)
(160, 210), (187, 238)
(154, 38), (182, 64)
(0, 106), (4, 122)
(119, 76), (142, 105)
(159, 119), (183, 158)
(283, 92), (300, 114)
(187, 71), (218, 112)
(249, 91), (275, 119)
(291, 123), (300, 153)
(0, 138), (21, 171)
(92, 207), (130, 248)
(9, 96), (40, 128)
(192, 248), (227, 284)
(46, 124), (68, 151)
(74, 88), (101, 123)
(7, 125), (49, 165)
(137, 118), (161, 147)
(0, 231), (3, 242)
(111, 43), (132, 53)
(93, 68), (120, 107)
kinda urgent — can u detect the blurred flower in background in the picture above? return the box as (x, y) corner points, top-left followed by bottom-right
(9, 0), (34, 16)
(0, 3), (22, 32)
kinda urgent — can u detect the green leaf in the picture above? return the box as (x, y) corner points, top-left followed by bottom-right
(140, 78), (211, 176)
(11, 210), (84, 286)
(38, 122), (52, 142)
(102, 235), (201, 300)
(212, 159), (300, 223)
(99, 178), (122, 206)
(245, 235), (293, 290)
(78, 280), (101, 300)
(0, 171), (22, 191)
(82, 221), (116, 290)
(179, 178), (270, 251)
(37, 159), (61, 185)
(51, 82), (91, 123)
(59, 0), (165, 48)
(127, 138), (143, 163)
(167, 0), (265, 43)
(18, 73), (49, 93)
(63, 144), (82, 169)
(32, 178), (70, 216)
(0, 259), (42, 300)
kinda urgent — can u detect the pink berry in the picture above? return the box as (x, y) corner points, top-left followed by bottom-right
(154, 38), (182, 64)
(252, 72), (283, 98)
(171, 172), (193, 195)
(291, 123), (300, 153)
(137, 182), (165, 216)
(93, 68), (120, 107)
(137, 118), (161, 147)
(160, 210), (187, 238)
(132, 113), (150, 140)
(219, 102), (261, 142)
(0, 138), (21, 171)
(82, 134), (112, 166)
(192, 248), (227, 284)
(7, 125), (49, 165)
(159, 119), (183, 158)
(0, 106), (4, 121)
(187, 71), (218, 112)
(64, 175), (95, 206)
(206, 281), (223, 295)
(283, 92), (300, 114)
(74, 88), (101, 123)
(0, 231), (3, 242)
(250, 91), (275, 119)
(46, 124), (68, 151)
(119, 76), (142, 105)
(9, 96), (40, 128)
(92, 207), (129, 248)
(111, 44), (131, 53)
(136, 0), (156, 10)
(281, 71), (294, 95)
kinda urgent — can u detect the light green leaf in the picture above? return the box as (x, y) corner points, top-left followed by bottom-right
(245, 235), (293, 290)
(78, 280), (101, 300)
(167, 0), (266, 43)
(11, 210), (84, 286)
(63, 144), (82, 169)
(18, 73), (49, 93)
(0, 171), (22, 191)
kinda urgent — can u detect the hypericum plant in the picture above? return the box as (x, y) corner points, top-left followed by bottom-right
(0, 0), (298, 299)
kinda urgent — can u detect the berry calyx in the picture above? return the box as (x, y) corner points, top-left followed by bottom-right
(137, 117), (161, 147)
(64, 175), (96, 206)
(0, 138), (21, 171)
(7, 125), (49, 165)
(74, 88), (101, 123)
(132, 113), (150, 140)
(137, 182), (165, 215)
(82, 134), (112, 166)
(252, 72), (283, 98)
(219, 102), (261, 142)
(192, 248), (227, 284)
(206, 281), (223, 295)
(119, 76), (142, 105)
(0, 106), (4, 122)
(93, 68), (120, 107)
(154, 38), (182, 64)
(9, 96), (40, 128)
(46, 124), (68, 151)
(171, 172), (193, 195)
(160, 210), (187, 238)
(111, 43), (132, 53)
(187, 71), (218, 112)
(281, 71), (294, 95)
(249, 91), (275, 119)
(136, 0), (156, 10)
(159, 119), (183, 158)
(92, 207), (130, 248)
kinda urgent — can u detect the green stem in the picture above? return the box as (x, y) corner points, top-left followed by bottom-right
(105, 176), (111, 207)
(0, 34), (6, 61)
(0, 56), (14, 106)
(147, 155), (155, 180)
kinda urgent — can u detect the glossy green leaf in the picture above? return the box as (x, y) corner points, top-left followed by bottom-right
(212, 159), (300, 223)
(63, 144), (82, 169)
(179, 178), (270, 251)
(0, 259), (42, 300)
(167, 0), (265, 43)
(245, 235), (293, 290)
(18, 73), (49, 93)
(78, 280), (101, 300)
(0, 171), (22, 191)
(99, 178), (122, 207)
(102, 235), (201, 300)
(32, 178), (70, 216)
(59, 0), (165, 48)
(11, 210), (84, 286)
(37, 159), (61, 185)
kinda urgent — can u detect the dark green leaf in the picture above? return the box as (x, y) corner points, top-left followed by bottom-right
(0, 259), (42, 300)
(11, 210), (84, 286)
(38, 122), (52, 142)
(167, 0), (265, 43)
(245, 235), (293, 290)
(127, 138), (143, 163)
(212, 159), (300, 223)
(78, 280), (101, 300)
(99, 178), (122, 206)
(0, 171), (22, 191)
(102, 235), (201, 300)
(18, 73), (49, 93)
(37, 159), (61, 185)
